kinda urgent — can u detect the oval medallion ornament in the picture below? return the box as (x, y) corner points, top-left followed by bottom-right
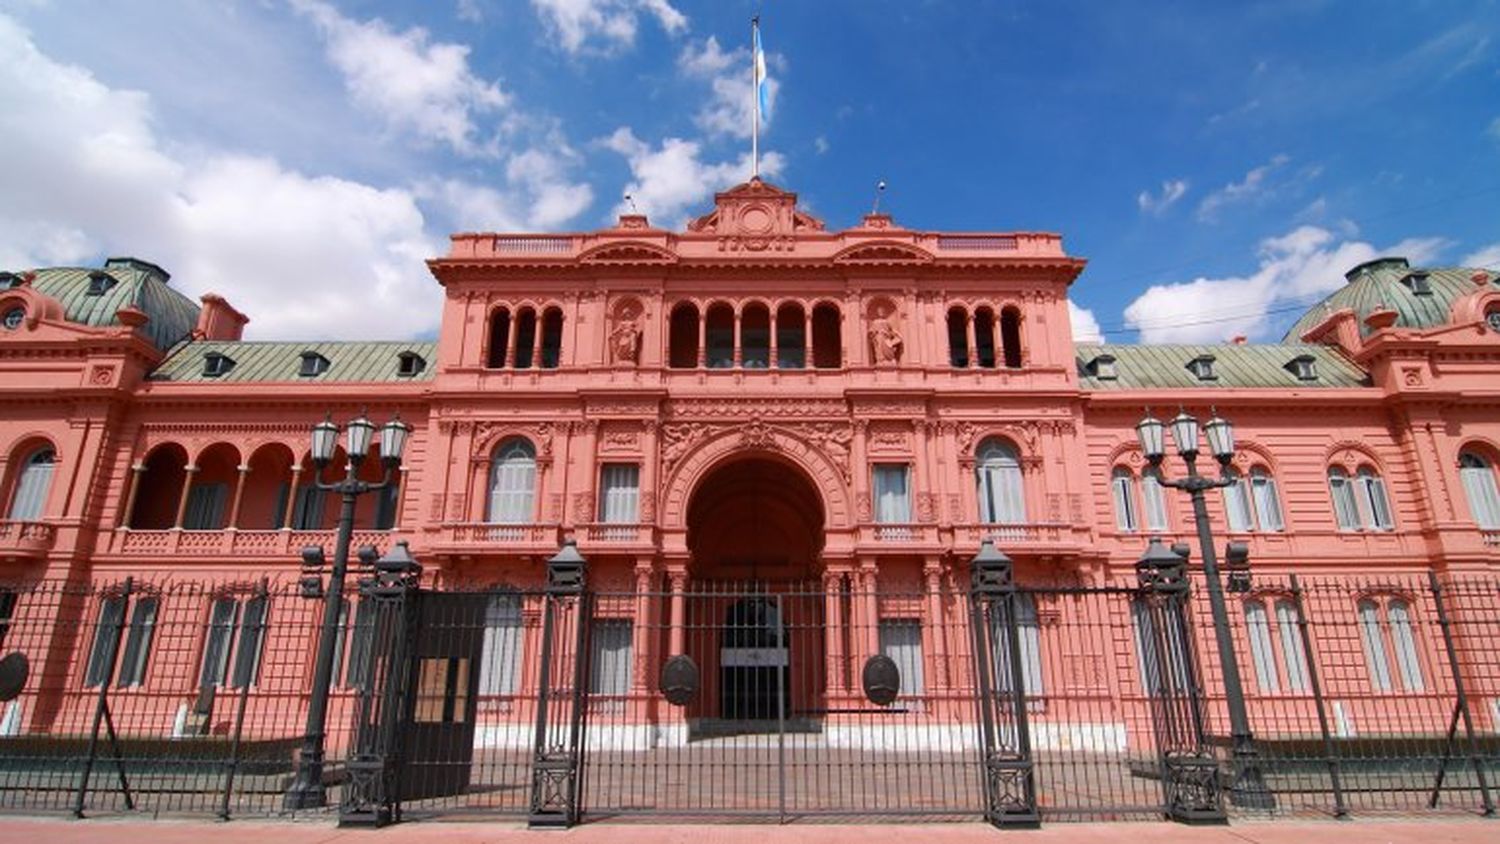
(660, 654), (699, 706)
(862, 654), (901, 706)
(0, 652), (29, 703)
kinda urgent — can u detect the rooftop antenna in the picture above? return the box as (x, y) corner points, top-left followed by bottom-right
(871, 180), (887, 215)
(624, 192), (638, 213)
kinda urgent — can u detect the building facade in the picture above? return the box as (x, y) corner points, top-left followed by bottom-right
(3, 179), (1500, 780)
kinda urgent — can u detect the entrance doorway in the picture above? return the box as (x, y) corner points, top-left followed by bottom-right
(719, 597), (790, 721)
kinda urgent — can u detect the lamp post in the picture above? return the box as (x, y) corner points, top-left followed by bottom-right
(1135, 409), (1275, 810)
(284, 412), (410, 811)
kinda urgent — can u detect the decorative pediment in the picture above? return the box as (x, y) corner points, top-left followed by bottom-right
(576, 241), (678, 266)
(832, 240), (934, 266)
(686, 177), (825, 236)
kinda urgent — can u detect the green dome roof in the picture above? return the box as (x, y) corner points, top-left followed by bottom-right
(1284, 257), (1495, 341)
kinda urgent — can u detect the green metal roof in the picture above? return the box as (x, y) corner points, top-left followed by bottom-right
(150, 340), (437, 383)
(1075, 343), (1369, 390)
(1284, 258), (1494, 341)
(25, 258), (199, 351)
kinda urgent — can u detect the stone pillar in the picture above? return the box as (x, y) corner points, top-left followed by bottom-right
(282, 466), (303, 529)
(923, 558), (949, 690)
(823, 569), (846, 697)
(226, 464), (251, 529)
(859, 559), (880, 659)
(667, 567), (687, 656)
(769, 308), (779, 369)
(696, 309), (707, 368)
(732, 306), (742, 368)
(531, 316), (545, 368)
(118, 462), (145, 528)
(506, 314), (520, 368)
(967, 313), (980, 368)
(172, 465), (200, 529)
(804, 309), (814, 368)
(630, 561), (654, 694)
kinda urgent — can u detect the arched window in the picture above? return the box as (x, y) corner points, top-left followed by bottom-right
(512, 308), (537, 369)
(973, 307), (997, 368)
(1458, 451), (1500, 529)
(946, 307), (969, 368)
(1328, 467), (1359, 530)
(668, 302), (700, 369)
(775, 302), (805, 368)
(486, 308), (511, 368)
(1141, 467), (1169, 531)
(741, 302), (770, 368)
(811, 303), (841, 368)
(1358, 597), (1424, 692)
(539, 307), (563, 369)
(1000, 307), (1023, 368)
(1243, 597), (1311, 695)
(487, 439), (536, 524)
(1331, 465), (1395, 531)
(976, 439), (1025, 524)
(1357, 467), (1393, 530)
(705, 303), (734, 369)
(1223, 466), (1283, 532)
(1111, 467), (1138, 531)
(7, 447), (56, 520)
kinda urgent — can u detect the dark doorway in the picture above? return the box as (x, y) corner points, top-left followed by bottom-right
(719, 597), (790, 721)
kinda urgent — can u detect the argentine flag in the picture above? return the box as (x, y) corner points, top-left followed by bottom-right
(753, 26), (770, 121)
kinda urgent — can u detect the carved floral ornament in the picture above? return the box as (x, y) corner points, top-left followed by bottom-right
(467, 421), (555, 463)
(659, 418), (853, 480)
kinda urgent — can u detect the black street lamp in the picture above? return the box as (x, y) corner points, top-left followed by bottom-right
(284, 412), (409, 811)
(1136, 409), (1276, 810)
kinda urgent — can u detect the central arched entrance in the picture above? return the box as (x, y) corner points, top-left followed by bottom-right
(683, 454), (827, 730)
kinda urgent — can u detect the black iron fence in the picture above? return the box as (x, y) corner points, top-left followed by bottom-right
(0, 566), (1496, 825)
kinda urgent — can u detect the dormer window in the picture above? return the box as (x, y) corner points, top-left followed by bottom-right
(1088, 354), (1117, 380)
(0, 272), (19, 290)
(298, 351), (330, 377)
(1401, 271), (1432, 296)
(202, 352), (235, 378)
(86, 271), (117, 296)
(1487, 306), (1500, 334)
(1285, 355), (1318, 381)
(1186, 355), (1217, 381)
(397, 351), (426, 377)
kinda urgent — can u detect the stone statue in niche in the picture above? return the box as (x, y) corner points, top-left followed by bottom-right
(867, 304), (903, 364)
(609, 300), (643, 364)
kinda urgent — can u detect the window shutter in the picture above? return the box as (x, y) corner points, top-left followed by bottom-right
(200, 597), (239, 687)
(1357, 600), (1392, 692)
(1111, 469), (1137, 531)
(1141, 469), (1169, 531)
(479, 594), (523, 695)
(1273, 599), (1309, 692)
(84, 597), (126, 688)
(1243, 600), (1280, 694)
(1329, 469), (1360, 530)
(1387, 600), (1424, 692)
(589, 620), (633, 695)
(117, 597), (159, 688)
(878, 619), (925, 696)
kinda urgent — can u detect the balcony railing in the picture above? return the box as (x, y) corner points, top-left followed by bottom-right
(580, 523), (653, 544)
(104, 528), (394, 558)
(0, 520), (57, 559)
(958, 523), (1074, 544)
(437, 523), (562, 548)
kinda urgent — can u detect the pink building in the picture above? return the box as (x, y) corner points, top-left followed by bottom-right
(2, 178), (1499, 820)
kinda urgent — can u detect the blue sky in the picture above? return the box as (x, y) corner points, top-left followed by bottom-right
(1, 0), (1496, 343)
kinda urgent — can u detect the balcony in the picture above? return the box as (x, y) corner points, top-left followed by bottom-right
(859, 524), (940, 548)
(0, 520), (57, 562)
(431, 523), (563, 555)
(101, 528), (395, 559)
(579, 523), (654, 546)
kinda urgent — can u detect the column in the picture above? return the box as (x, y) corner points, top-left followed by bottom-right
(859, 559), (880, 659)
(696, 309), (707, 368)
(804, 309), (814, 368)
(281, 466), (303, 529)
(630, 561), (654, 695)
(226, 464), (251, 528)
(823, 569), (846, 698)
(172, 465), (199, 529)
(732, 307), (742, 368)
(769, 308), (779, 368)
(118, 462), (145, 528)
(667, 567), (687, 656)
(531, 316), (544, 369)
(967, 313), (979, 368)
(923, 558), (949, 691)
(505, 314), (520, 368)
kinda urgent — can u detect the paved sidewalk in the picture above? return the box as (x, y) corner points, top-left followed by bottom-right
(1, 817), (1497, 844)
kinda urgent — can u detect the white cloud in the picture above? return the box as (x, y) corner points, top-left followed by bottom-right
(602, 127), (783, 228)
(814, 135), (829, 155)
(291, 0), (508, 156)
(1463, 242), (1500, 268)
(531, 0), (687, 55)
(1196, 154), (1291, 221)
(679, 35), (780, 140)
(1488, 116), (1500, 141)
(1123, 225), (1447, 343)
(1137, 179), (1188, 215)
(1068, 300), (1103, 343)
(456, 0), (484, 23)
(0, 13), (443, 340)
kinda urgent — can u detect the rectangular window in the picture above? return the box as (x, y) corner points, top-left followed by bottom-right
(291, 486), (325, 530)
(598, 464), (640, 523)
(873, 464), (911, 523)
(1358, 600), (1392, 692)
(1141, 470), (1169, 532)
(0, 589), (16, 652)
(182, 483), (228, 530)
(590, 619), (633, 695)
(478, 593), (524, 696)
(1359, 472), (1394, 531)
(198, 595), (267, 689)
(1223, 476), (1254, 532)
(1251, 473), (1284, 531)
(116, 597), (159, 688)
(374, 484), (400, 530)
(878, 619), (925, 697)
(1330, 472), (1360, 530)
(1111, 471), (1137, 531)
(990, 595), (1044, 696)
(343, 598), (376, 689)
(1273, 599), (1310, 693)
(1244, 601), (1280, 694)
(84, 596), (127, 688)
(1387, 601), (1424, 692)
(230, 594), (268, 689)
(1131, 598), (1192, 697)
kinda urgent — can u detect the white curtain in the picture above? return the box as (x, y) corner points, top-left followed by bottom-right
(992, 595), (1043, 696)
(1357, 599), (1392, 692)
(1141, 469), (1169, 531)
(7, 448), (55, 521)
(878, 619), (925, 697)
(873, 464), (911, 523)
(1387, 600), (1424, 691)
(590, 620), (633, 695)
(1222, 470), (1253, 532)
(488, 440), (537, 523)
(976, 440), (1025, 524)
(598, 464), (640, 523)
(1250, 468), (1284, 531)
(1244, 600), (1280, 693)
(1273, 599), (1309, 692)
(1329, 468), (1361, 530)
(1111, 468), (1137, 531)
(479, 593), (523, 696)
(1357, 468), (1393, 530)
(1459, 453), (1500, 529)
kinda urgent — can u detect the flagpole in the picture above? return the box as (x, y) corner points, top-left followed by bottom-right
(751, 16), (760, 178)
